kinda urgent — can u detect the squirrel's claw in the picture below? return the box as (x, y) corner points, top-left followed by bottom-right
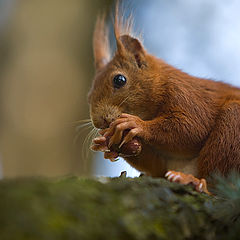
(165, 170), (211, 195)
(120, 128), (141, 147)
(108, 113), (144, 147)
(108, 120), (137, 147)
(91, 135), (119, 161)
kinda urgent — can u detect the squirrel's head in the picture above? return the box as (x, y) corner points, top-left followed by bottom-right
(88, 3), (161, 129)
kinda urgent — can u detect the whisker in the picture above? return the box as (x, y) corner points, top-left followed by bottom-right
(75, 122), (92, 131)
(74, 124), (93, 144)
(81, 129), (93, 173)
(82, 127), (98, 171)
(72, 119), (91, 124)
(70, 119), (92, 127)
(118, 95), (130, 107)
(93, 127), (99, 139)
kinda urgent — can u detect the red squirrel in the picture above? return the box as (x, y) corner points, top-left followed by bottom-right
(88, 3), (240, 194)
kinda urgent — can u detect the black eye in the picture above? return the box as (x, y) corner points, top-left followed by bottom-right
(113, 74), (127, 89)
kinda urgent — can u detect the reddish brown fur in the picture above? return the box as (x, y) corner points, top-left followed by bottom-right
(89, 2), (240, 180)
(93, 13), (111, 70)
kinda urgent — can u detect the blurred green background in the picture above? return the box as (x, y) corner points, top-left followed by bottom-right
(0, 0), (113, 177)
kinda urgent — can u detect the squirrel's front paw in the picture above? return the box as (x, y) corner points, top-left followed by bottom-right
(105, 113), (145, 148)
(165, 170), (211, 195)
(91, 130), (142, 160)
(91, 136), (119, 161)
(91, 136), (109, 152)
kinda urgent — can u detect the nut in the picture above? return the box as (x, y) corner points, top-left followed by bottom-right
(106, 130), (142, 157)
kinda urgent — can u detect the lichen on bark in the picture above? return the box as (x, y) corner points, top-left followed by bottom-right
(0, 175), (239, 240)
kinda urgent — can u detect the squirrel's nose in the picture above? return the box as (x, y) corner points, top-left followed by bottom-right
(92, 116), (114, 129)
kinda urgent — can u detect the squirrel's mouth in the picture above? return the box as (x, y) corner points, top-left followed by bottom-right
(91, 115), (118, 130)
(94, 118), (110, 130)
(90, 103), (122, 129)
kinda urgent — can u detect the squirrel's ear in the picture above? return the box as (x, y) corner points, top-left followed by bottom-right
(119, 35), (146, 68)
(93, 14), (111, 71)
(114, 1), (146, 68)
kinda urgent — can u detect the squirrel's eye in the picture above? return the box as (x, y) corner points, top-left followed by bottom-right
(113, 74), (127, 89)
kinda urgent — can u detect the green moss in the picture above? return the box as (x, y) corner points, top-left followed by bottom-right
(0, 176), (239, 240)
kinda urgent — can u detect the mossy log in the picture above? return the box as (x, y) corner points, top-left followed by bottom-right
(0, 175), (240, 240)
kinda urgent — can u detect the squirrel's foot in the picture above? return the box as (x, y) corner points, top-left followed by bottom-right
(165, 170), (211, 195)
(105, 113), (145, 148)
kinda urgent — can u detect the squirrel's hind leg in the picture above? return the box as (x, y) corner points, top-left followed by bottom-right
(165, 170), (211, 195)
(198, 101), (240, 178)
(165, 101), (240, 195)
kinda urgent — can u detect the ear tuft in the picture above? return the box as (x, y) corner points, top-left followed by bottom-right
(113, 1), (146, 68)
(119, 35), (146, 68)
(93, 13), (111, 71)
